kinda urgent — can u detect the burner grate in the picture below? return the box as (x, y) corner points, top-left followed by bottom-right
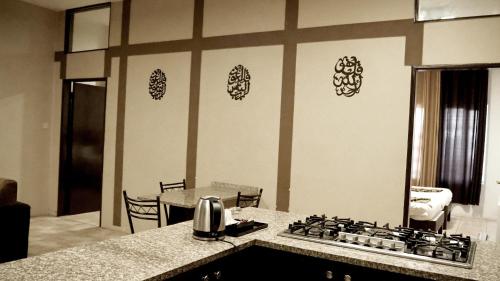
(280, 215), (475, 268)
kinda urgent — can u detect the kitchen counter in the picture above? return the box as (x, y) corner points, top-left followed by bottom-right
(0, 208), (499, 281)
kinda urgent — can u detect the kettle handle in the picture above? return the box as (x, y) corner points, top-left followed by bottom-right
(210, 199), (222, 233)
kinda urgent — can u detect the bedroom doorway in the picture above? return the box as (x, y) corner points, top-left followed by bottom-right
(57, 79), (107, 225)
(406, 65), (500, 241)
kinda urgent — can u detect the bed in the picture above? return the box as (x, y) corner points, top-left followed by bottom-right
(409, 186), (453, 233)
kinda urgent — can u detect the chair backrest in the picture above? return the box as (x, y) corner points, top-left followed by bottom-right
(236, 188), (263, 208)
(159, 179), (186, 193)
(122, 190), (161, 234)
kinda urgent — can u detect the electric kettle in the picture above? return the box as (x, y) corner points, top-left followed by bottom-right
(193, 196), (225, 240)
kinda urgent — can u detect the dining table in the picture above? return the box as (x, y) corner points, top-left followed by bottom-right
(139, 182), (260, 224)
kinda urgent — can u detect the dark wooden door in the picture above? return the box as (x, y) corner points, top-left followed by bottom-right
(58, 81), (106, 216)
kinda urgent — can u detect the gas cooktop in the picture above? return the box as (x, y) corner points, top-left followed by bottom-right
(278, 215), (475, 269)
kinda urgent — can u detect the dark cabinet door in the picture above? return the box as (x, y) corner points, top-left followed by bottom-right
(166, 246), (431, 281)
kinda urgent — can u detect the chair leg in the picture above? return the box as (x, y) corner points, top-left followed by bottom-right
(123, 191), (135, 234)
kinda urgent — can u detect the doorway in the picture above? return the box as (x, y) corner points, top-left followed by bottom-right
(405, 65), (500, 241)
(58, 79), (106, 220)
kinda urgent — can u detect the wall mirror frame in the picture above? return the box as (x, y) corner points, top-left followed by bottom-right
(64, 3), (111, 53)
(415, 0), (500, 23)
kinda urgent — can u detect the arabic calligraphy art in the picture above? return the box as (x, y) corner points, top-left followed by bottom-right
(227, 65), (251, 100)
(148, 69), (167, 100)
(332, 56), (363, 97)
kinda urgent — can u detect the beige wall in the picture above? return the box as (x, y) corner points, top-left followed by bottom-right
(47, 62), (62, 216)
(0, 94), (24, 182)
(66, 50), (106, 79)
(121, 52), (191, 232)
(290, 37), (410, 226)
(298, 0), (414, 28)
(203, 0), (285, 37)
(129, 0), (194, 44)
(423, 17), (500, 65)
(101, 57), (120, 230)
(196, 46), (283, 210)
(0, 0), (58, 215)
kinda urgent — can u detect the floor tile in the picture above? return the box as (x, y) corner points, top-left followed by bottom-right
(28, 213), (125, 257)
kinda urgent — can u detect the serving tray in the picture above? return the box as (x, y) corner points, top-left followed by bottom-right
(225, 220), (268, 237)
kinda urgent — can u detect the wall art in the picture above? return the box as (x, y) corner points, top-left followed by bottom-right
(333, 56), (363, 97)
(148, 69), (167, 100)
(227, 65), (251, 100)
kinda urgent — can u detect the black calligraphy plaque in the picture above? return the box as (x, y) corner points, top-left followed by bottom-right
(333, 56), (363, 97)
(227, 65), (251, 100)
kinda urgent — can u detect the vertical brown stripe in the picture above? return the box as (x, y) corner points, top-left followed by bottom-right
(276, 0), (299, 212)
(185, 0), (204, 189)
(405, 23), (424, 66)
(104, 50), (111, 77)
(60, 56), (67, 79)
(403, 67), (417, 226)
(113, 0), (131, 226)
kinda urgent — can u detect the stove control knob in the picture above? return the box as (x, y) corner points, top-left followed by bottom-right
(201, 274), (210, 281)
(325, 270), (334, 279)
(377, 240), (383, 247)
(344, 274), (352, 281)
(213, 271), (222, 280)
(390, 242), (396, 250)
(352, 236), (358, 242)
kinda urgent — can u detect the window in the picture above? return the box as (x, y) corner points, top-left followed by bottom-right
(65, 4), (110, 53)
(415, 0), (500, 22)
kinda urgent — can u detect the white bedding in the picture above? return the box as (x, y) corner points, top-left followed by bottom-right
(409, 186), (453, 221)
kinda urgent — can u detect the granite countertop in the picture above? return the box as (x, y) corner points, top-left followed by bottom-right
(1, 208), (499, 281)
(140, 181), (260, 208)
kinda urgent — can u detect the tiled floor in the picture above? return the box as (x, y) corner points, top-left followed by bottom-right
(445, 215), (497, 241)
(28, 212), (125, 257)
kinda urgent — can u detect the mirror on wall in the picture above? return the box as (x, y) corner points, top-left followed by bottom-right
(66, 4), (110, 53)
(415, 0), (500, 22)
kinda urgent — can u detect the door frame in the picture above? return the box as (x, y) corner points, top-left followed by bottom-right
(57, 78), (108, 227)
(403, 62), (500, 226)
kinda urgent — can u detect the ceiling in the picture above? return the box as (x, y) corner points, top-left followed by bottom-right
(19, 0), (115, 11)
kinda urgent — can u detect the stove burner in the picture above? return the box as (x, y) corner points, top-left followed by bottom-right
(280, 214), (475, 268)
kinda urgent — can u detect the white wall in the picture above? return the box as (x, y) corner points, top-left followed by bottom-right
(482, 69), (500, 220)
(47, 62), (62, 216)
(129, 0), (194, 44)
(0, 0), (58, 215)
(196, 46), (283, 210)
(290, 37), (410, 226)
(121, 52), (191, 232)
(72, 7), (110, 52)
(299, 0), (413, 28)
(423, 17), (500, 65)
(203, 0), (285, 37)
(0, 94), (24, 183)
(66, 50), (106, 79)
(101, 57), (120, 230)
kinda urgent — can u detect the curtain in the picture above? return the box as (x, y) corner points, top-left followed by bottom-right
(411, 70), (441, 187)
(438, 70), (488, 205)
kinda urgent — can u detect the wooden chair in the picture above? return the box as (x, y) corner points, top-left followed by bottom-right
(123, 190), (161, 234)
(159, 179), (186, 223)
(236, 188), (263, 208)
